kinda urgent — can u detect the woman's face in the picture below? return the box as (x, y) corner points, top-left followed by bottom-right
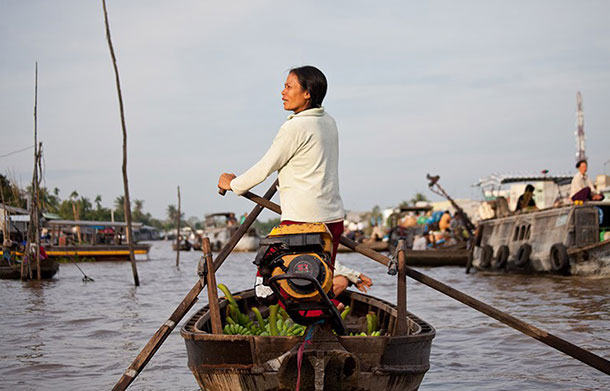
(282, 72), (310, 113)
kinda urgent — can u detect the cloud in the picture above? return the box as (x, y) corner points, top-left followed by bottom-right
(2, 1), (609, 219)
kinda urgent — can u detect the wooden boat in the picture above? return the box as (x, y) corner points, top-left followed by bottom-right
(472, 201), (610, 275)
(202, 213), (260, 252)
(181, 288), (435, 391)
(337, 240), (388, 253)
(0, 257), (59, 279)
(45, 244), (151, 262)
(172, 240), (192, 252)
(338, 241), (468, 266)
(401, 248), (468, 266)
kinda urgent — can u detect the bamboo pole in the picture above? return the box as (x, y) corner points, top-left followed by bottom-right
(102, 0), (139, 286)
(239, 191), (610, 376)
(34, 144), (42, 280)
(0, 186), (9, 242)
(111, 179), (278, 391)
(33, 63), (41, 280)
(175, 186), (181, 267)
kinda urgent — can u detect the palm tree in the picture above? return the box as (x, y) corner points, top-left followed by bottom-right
(70, 191), (82, 244)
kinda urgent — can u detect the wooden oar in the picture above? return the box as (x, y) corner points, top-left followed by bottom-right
(111, 179), (279, 391)
(238, 190), (610, 376)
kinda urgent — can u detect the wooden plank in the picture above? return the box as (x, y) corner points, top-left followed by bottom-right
(203, 238), (222, 334)
(395, 240), (408, 336)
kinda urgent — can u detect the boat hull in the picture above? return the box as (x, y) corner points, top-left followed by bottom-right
(181, 289), (434, 391)
(45, 244), (151, 261)
(0, 258), (59, 279)
(472, 202), (610, 275)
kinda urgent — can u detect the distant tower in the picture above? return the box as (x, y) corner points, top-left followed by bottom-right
(575, 91), (587, 163)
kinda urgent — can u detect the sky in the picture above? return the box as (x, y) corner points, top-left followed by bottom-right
(1, 1), (609, 222)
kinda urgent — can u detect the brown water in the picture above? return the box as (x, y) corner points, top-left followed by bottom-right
(1, 241), (608, 390)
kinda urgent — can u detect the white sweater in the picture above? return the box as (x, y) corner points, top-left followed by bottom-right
(570, 172), (595, 198)
(231, 108), (345, 223)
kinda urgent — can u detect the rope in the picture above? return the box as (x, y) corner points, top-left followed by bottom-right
(0, 145), (34, 158)
(295, 320), (324, 391)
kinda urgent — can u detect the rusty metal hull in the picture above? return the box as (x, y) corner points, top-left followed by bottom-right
(181, 289), (434, 391)
(472, 202), (610, 275)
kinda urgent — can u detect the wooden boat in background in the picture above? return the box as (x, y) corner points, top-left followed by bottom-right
(44, 220), (151, 261)
(338, 241), (468, 266)
(181, 288), (435, 391)
(0, 256), (59, 279)
(337, 240), (388, 253)
(45, 244), (150, 262)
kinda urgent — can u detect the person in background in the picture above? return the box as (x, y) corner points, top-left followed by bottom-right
(438, 211), (451, 232)
(239, 212), (248, 225)
(412, 234), (427, 250)
(570, 160), (604, 203)
(515, 184), (537, 212)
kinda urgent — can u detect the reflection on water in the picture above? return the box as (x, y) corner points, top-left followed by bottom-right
(0, 241), (608, 390)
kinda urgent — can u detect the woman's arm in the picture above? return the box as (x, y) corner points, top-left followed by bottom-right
(230, 128), (300, 195)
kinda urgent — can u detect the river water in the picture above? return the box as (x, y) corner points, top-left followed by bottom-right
(1, 240), (608, 390)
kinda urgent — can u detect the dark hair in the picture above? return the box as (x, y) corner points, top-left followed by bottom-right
(289, 65), (327, 109)
(576, 159), (587, 169)
(525, 184), (535, 192)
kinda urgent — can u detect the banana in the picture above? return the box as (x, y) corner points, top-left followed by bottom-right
(341, 306), (351, 320)
(251, 307), (265, 330)
(366, 314), (374, 335)
(269, 305), (279, 336)
(218, 284), (238, 307)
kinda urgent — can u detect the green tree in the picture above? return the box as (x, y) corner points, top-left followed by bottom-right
(0, 174), (26, 208)
(113, 195), (125, 222)
(409, 192), (429, 206)
(253, 217), (281, 236)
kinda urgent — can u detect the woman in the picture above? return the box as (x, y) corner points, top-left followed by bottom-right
(218, 66), (344, 259)
(218, 65), (371, 297)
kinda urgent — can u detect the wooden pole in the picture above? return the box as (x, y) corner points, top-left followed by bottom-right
(175, 186), (181, 267)
(34, 144), (42, 280)
(33, 63), (41, 280)
(0, 186), (9, 242)
(102, 0), (139, 286)
(239, 191), (610, 376)
(111, 179), (278, 391)
(395, 240), (408, 335)
(202, 237), (222, 334)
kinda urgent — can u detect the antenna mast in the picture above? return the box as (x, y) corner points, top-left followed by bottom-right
(575, 91), (586, 163)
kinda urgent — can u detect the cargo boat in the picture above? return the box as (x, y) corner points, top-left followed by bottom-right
(472, 201), (610, 275)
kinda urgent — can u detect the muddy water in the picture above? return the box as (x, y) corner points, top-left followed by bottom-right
(1, 240), (608, 390)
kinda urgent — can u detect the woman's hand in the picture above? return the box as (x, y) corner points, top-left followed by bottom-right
(218, 173), (236, 192)
(355, 273), (373, 293)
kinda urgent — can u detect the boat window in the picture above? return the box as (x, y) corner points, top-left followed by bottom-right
(518, 225), (526, 241)
(513, 226), (519, 241)
(525, 224), (531, 240)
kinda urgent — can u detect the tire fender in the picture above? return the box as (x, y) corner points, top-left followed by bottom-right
(493, 245), (509, 269)
(550, 243), (569, 273)
(480, 244), (493, 268)
(514, 243), (532, 268)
